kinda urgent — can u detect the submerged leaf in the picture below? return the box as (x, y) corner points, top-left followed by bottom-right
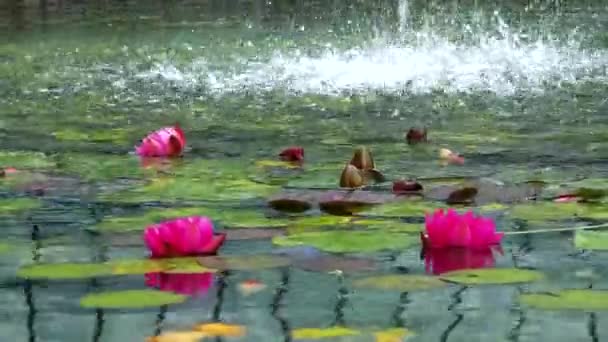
(273, 231), (417, 253)
(268, 198), (312, 213)
(446, 187), (478, 204)
(519, 289), (608, 311)
(439, 268), (544, 285)
(80, 290), (186, 308)
(353, 275), (447, 292)
(292, 326), (360, 339)
(198, 255), (290, 270)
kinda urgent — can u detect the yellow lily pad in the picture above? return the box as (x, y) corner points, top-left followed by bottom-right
(374, 328), (415, 342)
(292, 326), (361, 339)
(193, 323), (246, 337)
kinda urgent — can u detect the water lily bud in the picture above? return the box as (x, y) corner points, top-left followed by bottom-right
(406, 128), (427, 145)
(340, 164), (364, 188)
(349, 146), (375, 170)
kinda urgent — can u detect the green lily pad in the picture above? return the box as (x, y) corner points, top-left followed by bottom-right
(353, 275), (447, 292)
(352, 219), (422, 233)
(198, 255), (290, 270)
(511, 202), (608, 222)
(574, 230), (608, 250)
(358, 199), (445, 218)
(509, 202), (582, 222)
(292, 326), (361, 339)
(17, 258), (215, 280)
(53, 128), (132, 143)
(0, 151), (55, 169)
(0, 242), (12, 254)
(56, 153), (150, 181)
(520, 290), (608, 311)
(96, 207), (288, 232)
(110, 257), (216, 275)
(287, 215), (352, 233)
(0, 198), (41, 214)
(17, 263), (114, 280)
(100, 176), (280, 203)
(80, 290), (187, 309)
(272, 231), (417, 253)
(439, 268), (544, 285)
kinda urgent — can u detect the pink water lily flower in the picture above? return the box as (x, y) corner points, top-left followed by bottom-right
(135, 124), (186, 157)
(421, 208), (503, 250)
(143, 216), (226, 258)
(145, 272), (215, 296)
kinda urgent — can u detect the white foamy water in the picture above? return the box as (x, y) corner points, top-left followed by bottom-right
(126, 4), (608, 97)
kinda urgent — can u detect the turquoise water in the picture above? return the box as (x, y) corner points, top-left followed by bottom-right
(2, 0), (608, 341)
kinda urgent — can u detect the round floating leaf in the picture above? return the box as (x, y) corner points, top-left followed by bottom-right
(53, 128), (132, 143)
(374, 328), (415, 342)
(193, 323), (246, 337)
(520, 290), (608, 311)
(146, 331), (207, 342)
(0, 151), (55, 169)
(574, 230), (608, 250)
(0, 198), (41, 214)
(287, 215), (352, 233)
(80, 290), (186, 309)
(17, 263), (114, 280)
(96, 207), (288, 232)
(509, 202), (581, 222)
(353, 219), (422, 233)
(111, 257), (215, 275)
(292, 326), (360, 339)
(353, 275), (447, 292)
(359, 199), (445, 218)
(57, 153), (149, 181)
(255, 160), (300, 169)
(439, 268), (544, 285)
(273, 231), (417, 253)
(198, 255), (290, 271)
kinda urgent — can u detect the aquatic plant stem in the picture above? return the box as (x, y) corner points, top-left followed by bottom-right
(503, 222), (608, 236)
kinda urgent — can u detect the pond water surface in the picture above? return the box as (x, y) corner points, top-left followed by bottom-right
(2, 0), (608, 341)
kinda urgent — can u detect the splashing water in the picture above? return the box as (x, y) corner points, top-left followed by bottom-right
(116, 3), (608, 98)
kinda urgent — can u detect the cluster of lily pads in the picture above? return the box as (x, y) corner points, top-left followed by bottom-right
(4, 122), (608, 341)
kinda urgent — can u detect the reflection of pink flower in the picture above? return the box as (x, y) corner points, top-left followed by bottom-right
(422, 209), (503, 249)
(145, 272), (215, 296)
(279, 146), (304, 162)
(143, 216), (226, 258)
(135, 124), (186, 157)
(424, 246), (501, 275)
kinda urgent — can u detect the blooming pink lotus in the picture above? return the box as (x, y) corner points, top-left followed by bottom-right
(279, 146), (304, 162)
(143, 216), (226, 258)
(423, 246), (501, 275)
(421, 208), (503, 250)
(135, 124), (186, 157)
(145, 272), (215, 296)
